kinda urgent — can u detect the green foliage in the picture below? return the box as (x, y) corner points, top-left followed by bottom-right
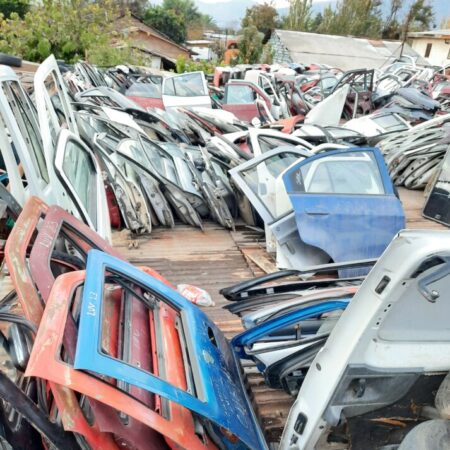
(309, 12), (323, 32)
(316, 0), (383, 38)
(238, 25), (264, 64)
(0, 0), (29, 18)
(144, 6), (187, 44)
(118, 0), (148, 17)
(163, 0), (201, 24)
(261, 43), (274, 64)
(406, 0), (434, 32)
(175, 55), (217, 74)
(143, 0), (216, 43)
(285, 0), (313, 31)
(87, 46), (146, 67)
(286, 0), (435, 40)
(381, 0), (402, 38)
(0, 0), (142, 65)
(441, 16), (450, 29)
(241, 3), (279, 36)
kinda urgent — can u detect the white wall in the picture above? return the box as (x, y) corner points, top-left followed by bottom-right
(410, 38), (450, 66)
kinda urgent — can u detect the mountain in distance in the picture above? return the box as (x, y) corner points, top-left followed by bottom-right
(196, 0), (256, 28)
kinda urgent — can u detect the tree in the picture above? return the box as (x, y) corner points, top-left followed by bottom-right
(144, 6), (186, 44)
(241, 3), (279, 36)
(382, 0), (402, 39)
(323, 0), (383, 38)
(309, 12), (323, 32)
(238, 25), (264, 64)
(163, 0), (201, 24)
(406, 0), (434, 32)
(0, 0), (140, 65)
(187, 13), (217, 40)
(381, 0), (435, 41)
(285, 0), (313, 31)
(117, 0), (148, 17)
(317, 5), (336, 34)
(143, 0), (215, 42)
(0, 0), (29, 18)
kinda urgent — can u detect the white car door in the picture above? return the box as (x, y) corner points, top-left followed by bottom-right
(0, 66), (53, 204)
(230, 147), (320, 262)
(280, 230), (450, 449)
(35, 55), (110, 239)
(54, 129), (111, 241)
(162, 72), (211, 109)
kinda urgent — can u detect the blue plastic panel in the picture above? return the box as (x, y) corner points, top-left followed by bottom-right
(232, 300), (350, 359)
(282, 148), (405, 277)
(74, 250), (267, 450)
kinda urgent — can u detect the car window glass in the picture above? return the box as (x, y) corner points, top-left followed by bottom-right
(372, 114), (406, 132)
(163, 78), (175, 96)
(320, 77), (337, 92)
(260, 77), (274, 96)
(226, 85), (256, 104)
(43, 72), (68, 141)
(257, 136), (301, 154)
(126, 83), (161, 99)
(140, 139), (178, 183)
(62, 139), (97, 227)
(291, 151), (385, 195)
(171, 73), (206, 97)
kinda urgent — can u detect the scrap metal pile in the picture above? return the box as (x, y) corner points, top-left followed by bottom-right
(0, 51), (450, 449)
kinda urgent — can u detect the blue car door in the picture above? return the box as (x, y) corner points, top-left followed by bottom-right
(282, 148), (405, 275)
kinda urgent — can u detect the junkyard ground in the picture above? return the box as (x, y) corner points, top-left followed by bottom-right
(0, 188), (444, 444)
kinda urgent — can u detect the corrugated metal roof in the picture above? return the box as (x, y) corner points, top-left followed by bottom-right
(273, 29), (429, 70)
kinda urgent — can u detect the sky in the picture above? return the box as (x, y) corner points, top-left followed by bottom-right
(197, 0), (331, 5)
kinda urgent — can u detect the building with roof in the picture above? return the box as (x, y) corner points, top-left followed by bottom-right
(269, 29), (428, 71)
(407, 29), (450, 67)
(114, 14), (191, 70)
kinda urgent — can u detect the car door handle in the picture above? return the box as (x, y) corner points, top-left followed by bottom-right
(304, 210), (329, 216)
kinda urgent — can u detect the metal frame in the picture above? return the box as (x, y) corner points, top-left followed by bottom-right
(74, 250), (267, 450)
(0, 66), (44, 205)
(220, 259), (376, 301)
(5, 197), (119, 449)
(0, 372), (79, 450)
(25, 204), (216, 449)
(232, 300), (350, 359)
(0, 183), (22, 220)
(25, 270), (218, 450)
(54, 128), (111, 240)
(242, 286), (358, 330)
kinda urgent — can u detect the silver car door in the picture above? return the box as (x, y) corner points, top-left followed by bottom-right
(54, 129), (111, 241)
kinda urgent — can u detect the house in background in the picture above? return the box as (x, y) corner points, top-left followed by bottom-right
(114, 14), (191, 70)
(269, 29), (428, 70)
(185, 40), (217, 61)
(407, 29), (450, 67)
